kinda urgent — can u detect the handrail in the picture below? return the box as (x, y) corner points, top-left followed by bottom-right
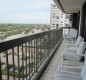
(0, 28), (62, 53)
(62, 27), (72, 29)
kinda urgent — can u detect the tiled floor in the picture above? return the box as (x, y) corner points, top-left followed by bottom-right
(39, 40), (83, 80)
(39, 40), (65, 80)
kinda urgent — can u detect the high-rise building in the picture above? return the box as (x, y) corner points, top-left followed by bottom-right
(50, 4), (71, 30)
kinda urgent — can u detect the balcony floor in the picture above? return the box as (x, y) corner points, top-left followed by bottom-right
(39, 40), (83, 80)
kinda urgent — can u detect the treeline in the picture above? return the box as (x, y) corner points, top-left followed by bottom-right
(0, 24), (50, 37)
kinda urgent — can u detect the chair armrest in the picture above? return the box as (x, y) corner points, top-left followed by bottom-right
(63, 47), (77, 54)
(58, 65), (82, 74)
(78, 54), (86, 57)
(66, 40), (76, 44)
(66, 49), (77, 53)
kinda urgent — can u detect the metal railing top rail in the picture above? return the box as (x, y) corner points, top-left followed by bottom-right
(0, 28), (62, 53)
(62, 27), (72, 29)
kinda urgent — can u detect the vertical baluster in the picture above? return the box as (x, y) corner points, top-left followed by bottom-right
(0, 53), (2, 80)
(37, 38), (39, 69)
(39, 37), (41, 66)
(6, 51), (9, 80)
(34, 39), (36, 73)
(48, 33), (50, 56)
(25, 43), (27, 80)
(42, 37), (45, 61)
(31, 41), (33, 75)
(12, 48), (15, 80)
(28, 42), (30, 80)
(56, 31), (58, 43)
(21, 44), (24, 80)
(17, 46), (20, 80)
(36, 39), (38, 72)
(54, 31), (56, 46)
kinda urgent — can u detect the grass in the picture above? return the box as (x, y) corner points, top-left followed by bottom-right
(2, 64), (27, 78)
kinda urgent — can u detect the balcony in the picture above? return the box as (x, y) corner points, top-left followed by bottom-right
(0, 28), (63, 80)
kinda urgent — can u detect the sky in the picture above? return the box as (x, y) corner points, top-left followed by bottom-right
(0, 0), (54, 24)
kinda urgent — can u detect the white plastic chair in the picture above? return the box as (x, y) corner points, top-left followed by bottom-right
(64, 28), (78, 40)
(63, 41), (86, 61)
(69, 29), (77, 39)
(60, 41), (86, 71)
(65, 36), (83, 48)
(53, 55), (86, 80)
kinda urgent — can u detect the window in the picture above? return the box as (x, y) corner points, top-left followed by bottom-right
(56, 24), (59, 29)
(53, 14), (55, 18)
(57, 16), (59, 19)
(65, 15), (69, 19)
(70, 14), (72, 21)
(60, 24), (63, 25)
(53, 5), (56, 7)
(52, 26), (55, 27)
(53, 24), (55, 25)
(61, 16), (63, 18)
(53, 14), (55, 16)
(60, 21), (63, 23)
(53, 16), (55, 18)
(56, 24), (59, 26)
(65, 24), (69, 27)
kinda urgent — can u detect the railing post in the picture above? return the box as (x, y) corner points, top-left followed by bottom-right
(48, 33), (50, 56)
(6, 51), (9, 80)
(17, 46), (20, 80)
(0, 55), (2, 80)
(12, 48), (15, 80)
(25, 43), (28, 80)
(28, 42), (31, 79)
(36, 39), (38, 72)
(54, 30), (56, 46)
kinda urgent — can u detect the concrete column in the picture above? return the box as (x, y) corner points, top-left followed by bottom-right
(72, 13), (79, 30)
(80, 5), (85, 38)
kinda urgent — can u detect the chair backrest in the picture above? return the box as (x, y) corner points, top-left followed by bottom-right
(69, 29), (77, 38)
(76, 36), (83, 46)
(77, 41), (86, 60)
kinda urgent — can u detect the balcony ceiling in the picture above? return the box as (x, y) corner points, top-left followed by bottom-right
(53, 0), (85, 13)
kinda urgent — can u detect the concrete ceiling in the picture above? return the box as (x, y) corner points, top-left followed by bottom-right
(53, 0), (85, 13)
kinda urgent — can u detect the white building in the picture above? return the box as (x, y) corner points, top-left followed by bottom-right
(50, 4), (71, 30)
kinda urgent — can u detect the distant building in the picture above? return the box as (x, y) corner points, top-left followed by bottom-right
(50, 4), (71, 30)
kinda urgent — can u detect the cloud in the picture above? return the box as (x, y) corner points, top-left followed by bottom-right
(0, 0), (53, 24)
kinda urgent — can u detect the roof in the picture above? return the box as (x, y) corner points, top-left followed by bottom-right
(53, 0), (85, 13)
